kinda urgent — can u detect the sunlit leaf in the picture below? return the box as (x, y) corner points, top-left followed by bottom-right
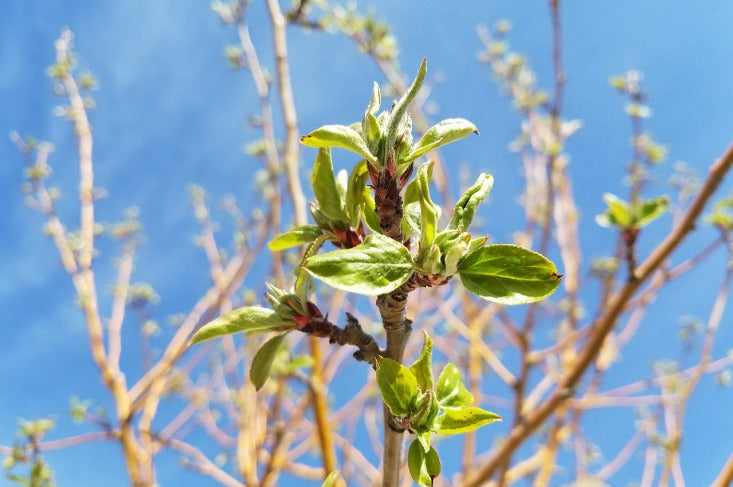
(304, 234), (414, 295)
(301, 124), (378, 166)
(386, 59), (427, 156)
(406, 118), (479, 163)
(190, 306), (292, 345)
(435, 363), (473, 409)
(408, 439), (439, 487)
(448, 173), (494, 232)
(410, 331), (434, 392)
(268, 225), (323, 251)
(457, 244), (561, 305)
(433, 406), (501, 434)
(376, 356), (418, 416)
(636, 195), (669, 227)
(250, 333), (288, 390)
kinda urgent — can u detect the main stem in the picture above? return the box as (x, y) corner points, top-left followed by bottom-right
(375, 162), (412, 487)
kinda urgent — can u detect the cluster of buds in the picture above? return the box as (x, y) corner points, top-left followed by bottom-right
(265, 283), (334, 337)
(309, 201), (364, 249)
(419, 231), (488, 285)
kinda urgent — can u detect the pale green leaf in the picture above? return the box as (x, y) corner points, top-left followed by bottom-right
(312, 148), (345, 221)
(406, 118), (479, 163)
(434, 406), (501, 434)
(269, 225), (323, 251)
(408, 439), (437, 487)
(376, 356), (419, 416)
(435, 363), (473, 409)
(250, 334), (288, 390)
(448, 173), (494, 232)
(636, 195), (669, 227)
(410, 331), (434, 392)
(457, 244), (562, 305)
(416, 162), (439, 253)
(363, 190), (381, 232)
(386, 59), (427, 157)
(345, 160), (369, 228)
(301, 124), (378, 166)
(304, 233), (414, 295)
(596, 193), (632, 228)
(190, 306), (291, 345)
(321, 470), (341, 487)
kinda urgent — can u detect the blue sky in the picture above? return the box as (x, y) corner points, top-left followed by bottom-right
(2, 1), (733, 485)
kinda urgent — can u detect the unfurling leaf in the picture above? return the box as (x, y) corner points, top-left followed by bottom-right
(386, 59), (427, 157)
(250, 333), (287, 390)
(433, 407), (501, 434)
(189, 306), (292, 345)
(312, 148), (345, 222)
(404, 162), (439, 255)
(408, 439), (440, 487)
(596, 193), (632, 229)
(457, 244), (561, 305)
(301, 124), (378, 166)
(304, 233), (414, 295)
(406, 118), (479, 163)
(345, 160), (370, 228)
(636, 195), (669, 227)
(410, 331), (434, 392)
(320, 470), (341, 487)
(448, 173), (494, 232)
(269, 225), (323, 251)
(435, 363), (473, 409)
(376, 356), (419, 416)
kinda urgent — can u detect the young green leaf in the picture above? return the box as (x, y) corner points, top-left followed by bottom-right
(311, 148), (345, 222)
(301, 124), (378, 166)
(386, 59), (427, 159)
(435, 363), (473, 409)
(457, 244), (561, 305)
(408, 439), (439, 487)
(406, 118), (479, 163)
(345, 160), (369, 229)
(433, 406), (501, 434)
(416, 162), (439, 253)
(596, 193), (632, 228)
(269, 225), (324, 251)
(304, 233), (415, 295)
(189, 306), (292, 345)
(249, 333), (288, 390)
(635, 195), (669, 227)
(362, 189), (381, 232)
(320, 470), (341, 487)
(410, 331), (434, 392)
(376, 356), (419, 416)
(448, 173), (494, 232)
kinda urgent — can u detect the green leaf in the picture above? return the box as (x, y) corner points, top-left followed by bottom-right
(406, 118), (479, 163)
(408, 439), (438, 487)
(301, 124), (378, 166)
(250, 333), (288, 390)
(435, 363), (473, 409)
(269, 225), (323, 251)
(416, 162), (439, 253)
(362, 190), (381, 232)
(345, 160), (369, 228)
(457, 244), (562, 305)
(321, 470), (341, 487)
(635, 195), (669, 227)
(410, 331), (434, 392)
(304, 233), (414, 295)
(376, 356), (419, 416)
(433, 407), (501, 435)
(386, 59), (427, 159)
(448, 173), (494, 232)
(189, 306), (292, 345)
(425, 446), (441, 479)
(596, 193), (632, 228)
(312, 148), (345, 222)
